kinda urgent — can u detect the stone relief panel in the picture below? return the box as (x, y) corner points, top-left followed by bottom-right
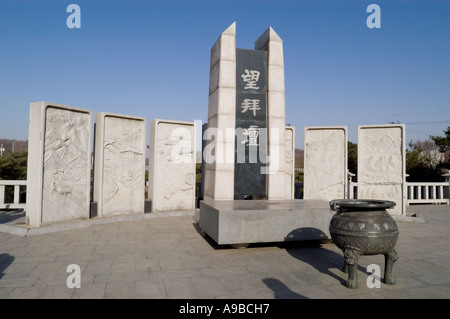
(358, 125), (405, 215)
(101, 116), (145, 216)
(42, 107), (91, 224)
(304, 127), (347, 201)
(150, 121), (195, 212)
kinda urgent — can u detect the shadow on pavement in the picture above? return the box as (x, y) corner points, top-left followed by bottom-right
(281, 244), (368, 287)
(0, 209), (25, 225)
(262, 278), (308, 299)
(0, 253), (15, 279)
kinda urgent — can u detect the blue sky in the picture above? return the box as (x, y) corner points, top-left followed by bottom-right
(0, 0), (449, 148)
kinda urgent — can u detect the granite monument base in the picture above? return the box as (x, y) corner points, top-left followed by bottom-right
(198, 199), (333, 246)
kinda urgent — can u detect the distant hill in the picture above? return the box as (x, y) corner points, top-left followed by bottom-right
(0, 139), (28, 154)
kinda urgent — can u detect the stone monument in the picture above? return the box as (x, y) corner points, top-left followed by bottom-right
(304, 126), (348, 201)
(199, 24), (333, 246)
(357, 124), (406, 216)
(26, 102), (92, 227)
(203, 22), (287, 201)
(93, 112), (146, 217)
(148, 119), (196, 212)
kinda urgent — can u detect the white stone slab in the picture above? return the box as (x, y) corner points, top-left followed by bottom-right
(358, 124), (406, 216)
(148, 119), (196, 212)
(205, 23), (237, 201)
(93, 113), (146, 217)
(285, 126), (295, 199)
(26, 102), (92, 227)
(304, 127), (347, 201)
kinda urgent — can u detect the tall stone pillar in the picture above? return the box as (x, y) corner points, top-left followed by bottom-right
(204, 22), (237, 201)
(204, 23), (288, 201)
(255, 27), (287, 200)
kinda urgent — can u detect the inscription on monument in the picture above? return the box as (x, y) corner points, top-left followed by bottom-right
(234, 48), (267, 197)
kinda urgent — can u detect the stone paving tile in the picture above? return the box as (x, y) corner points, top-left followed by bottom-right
(135, 280), (167, 298)
(104, 281), (136, 299)
(0, 277), (38, 288)
(0, 205), (449, 299)
(158, 256), (184, 271)
(39, 285), (76, 299)
(110, 258), (136, 273)
(0, 262), (37, 279)
(163, 277), (198, 299)
(415, 272), (450, 285)
(0, 287), (14, 298)
(72, 283), (106, 299)
(6, 286), (44, 299)
(84, 259), (113, 275)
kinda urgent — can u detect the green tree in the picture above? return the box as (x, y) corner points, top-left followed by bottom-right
(347, 141), (357, 180)
(0, 152), (28, 203)
(406, 140), (443, 182)
(0, 152), (27, 180)
(430, 126), (450, 151)
(430, 126), (450, 170)
(295, 170), (303, 183)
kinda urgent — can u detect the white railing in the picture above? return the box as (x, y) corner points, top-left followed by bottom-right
(1, 178), (449, 209)
(346, 178), (449, 205)
(347, 171), (357, 199)
(0, 180), (27, 209)
(407, 182), (449, 205)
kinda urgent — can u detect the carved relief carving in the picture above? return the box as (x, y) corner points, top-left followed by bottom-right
(154, 123), (195, 211)
(359, 131), (402, 183)
(102, 117), (145, 216)
(304, 129), (346, 201)
(42, 107), (90, 223)
(358, 127), (404, 215)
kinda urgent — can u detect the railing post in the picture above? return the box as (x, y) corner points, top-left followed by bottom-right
(14, 185), (20, 204)
(347, 171), (356, 199)
(0, 185), (4, 205)
(0, 180), (27, 209)
(406, 184), (410, 206)
(448, 181), (450, 205)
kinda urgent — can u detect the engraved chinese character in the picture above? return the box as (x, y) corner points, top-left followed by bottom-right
(241, 99), (261, 116)
(241, 69), (260, 89)
(241, 126), (260, 146)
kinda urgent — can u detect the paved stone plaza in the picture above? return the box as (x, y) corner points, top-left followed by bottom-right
(0, 205), (449, 299)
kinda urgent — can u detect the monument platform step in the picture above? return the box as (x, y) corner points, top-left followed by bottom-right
(198, 199), (334, 246)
